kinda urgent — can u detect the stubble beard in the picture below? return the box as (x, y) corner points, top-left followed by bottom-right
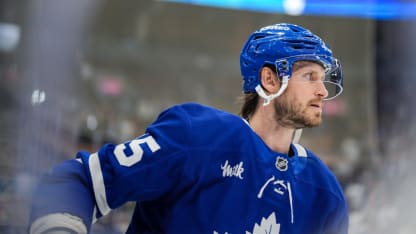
(273, 95), (322, 129)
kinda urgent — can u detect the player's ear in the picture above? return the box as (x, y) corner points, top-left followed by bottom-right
(260, 66), (280, 94)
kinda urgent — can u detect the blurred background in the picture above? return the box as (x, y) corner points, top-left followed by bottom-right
(0, 0), (416, 233)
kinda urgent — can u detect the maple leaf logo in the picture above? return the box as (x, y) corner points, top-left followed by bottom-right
(246, 212), (280, 234)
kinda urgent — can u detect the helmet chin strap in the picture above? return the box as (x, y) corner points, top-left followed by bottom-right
(255, 76), (289, 106)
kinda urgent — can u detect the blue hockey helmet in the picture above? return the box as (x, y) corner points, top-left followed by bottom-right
(240, 23), (343, 104)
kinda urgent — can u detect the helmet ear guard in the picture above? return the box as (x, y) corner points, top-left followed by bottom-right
(255, 61), (290, 106)
(255, 75), (289, 106)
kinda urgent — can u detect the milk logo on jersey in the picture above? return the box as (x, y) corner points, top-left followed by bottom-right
(221, 160), (244, 179)
(275, 156), (288, 171)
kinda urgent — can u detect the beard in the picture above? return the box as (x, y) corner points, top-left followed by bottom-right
(273, 94), (322, 129)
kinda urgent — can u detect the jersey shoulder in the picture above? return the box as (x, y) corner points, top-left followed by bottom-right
(170, 102), (244, 126)
(296, 146), (345, 201)
(147, 102), (248, 142)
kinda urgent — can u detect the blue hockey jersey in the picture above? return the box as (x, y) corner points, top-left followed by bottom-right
(30, 103), (348, 234)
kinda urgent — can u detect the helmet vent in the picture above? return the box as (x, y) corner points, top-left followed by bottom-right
(253, 35), (266, 40)
(290, 27), (301, 32)
(291, 45), (302, 50)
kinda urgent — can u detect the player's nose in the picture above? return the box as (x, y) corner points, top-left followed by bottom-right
(315, 81), (329, 99)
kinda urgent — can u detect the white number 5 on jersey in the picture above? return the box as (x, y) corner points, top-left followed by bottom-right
(113, 135), (161, 167)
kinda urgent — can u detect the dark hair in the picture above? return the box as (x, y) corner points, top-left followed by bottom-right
(239, 64), (276, 120)
(239, 92), (259, 121)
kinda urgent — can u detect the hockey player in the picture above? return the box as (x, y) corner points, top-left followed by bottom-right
(29, 23), (348, 233)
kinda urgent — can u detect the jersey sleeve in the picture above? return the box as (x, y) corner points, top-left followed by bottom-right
(30, 105), (193, 232)
(29, 159), (96, 233)
(323, 197), (349, 234)
(82, 105), (194, 215)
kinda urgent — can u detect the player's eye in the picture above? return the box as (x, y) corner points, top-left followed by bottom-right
(300, 72), (324, 82)
(300, 72), (313, 81)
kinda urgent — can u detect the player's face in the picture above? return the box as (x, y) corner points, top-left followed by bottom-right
(273, 61), (328, 128)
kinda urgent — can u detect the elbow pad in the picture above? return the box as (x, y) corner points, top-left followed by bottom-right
(29, 213), (87, 234)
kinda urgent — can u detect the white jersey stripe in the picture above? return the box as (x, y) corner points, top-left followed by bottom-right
(293, 144), (307, 157)
(88, 152), (111, 216)
(92, 207), (98, 223)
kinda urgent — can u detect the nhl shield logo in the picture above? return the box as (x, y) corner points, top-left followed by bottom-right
(275, 156), (288, 171)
